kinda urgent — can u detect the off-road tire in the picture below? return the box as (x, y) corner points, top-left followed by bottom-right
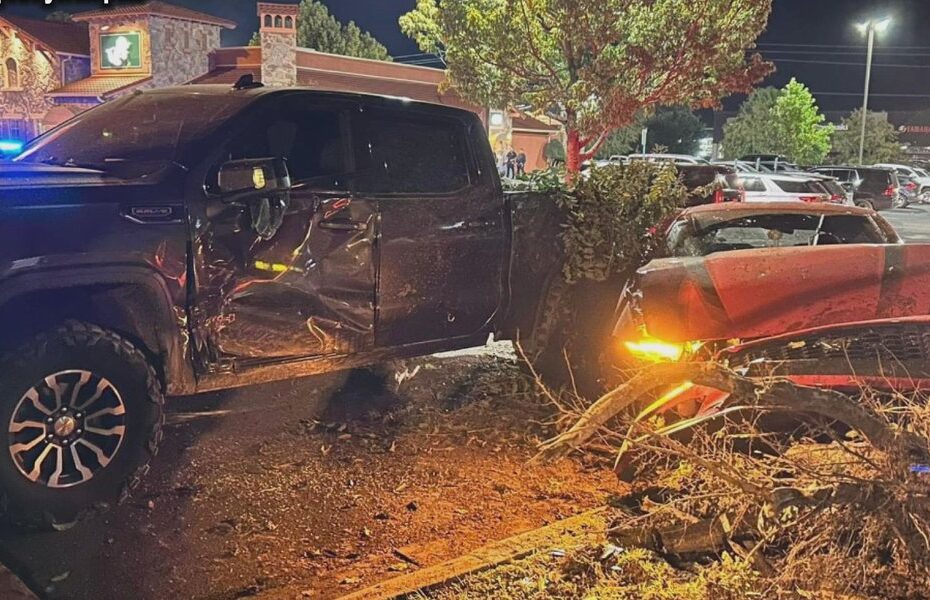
(0, 321), (164, 529)
(520, 278), (615, 399)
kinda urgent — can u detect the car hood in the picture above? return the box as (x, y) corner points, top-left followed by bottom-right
(0, 161), (177, 188)
(635, 244), (930, 343)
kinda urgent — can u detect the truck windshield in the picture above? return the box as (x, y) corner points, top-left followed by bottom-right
(15, 91), (251, 172)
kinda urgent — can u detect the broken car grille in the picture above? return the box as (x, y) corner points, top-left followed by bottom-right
(725, 322), (930, 369)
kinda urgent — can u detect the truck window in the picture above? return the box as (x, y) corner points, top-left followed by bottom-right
(218, 107), (349, 190)
(354, 109), (471, 194)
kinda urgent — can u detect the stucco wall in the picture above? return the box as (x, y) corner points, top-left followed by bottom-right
(0, 27), (61, 138)
(261, 31), (296, 87)
(149, 17), (221, 87)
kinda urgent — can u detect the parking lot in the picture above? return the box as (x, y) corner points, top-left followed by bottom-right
(884, 203), (930, 242)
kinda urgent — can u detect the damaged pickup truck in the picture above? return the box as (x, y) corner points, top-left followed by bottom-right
(0, 84), (566, 527)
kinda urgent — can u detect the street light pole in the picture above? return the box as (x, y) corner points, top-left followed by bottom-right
(856, 17), (891, 165)
(858, 24), (875, 165)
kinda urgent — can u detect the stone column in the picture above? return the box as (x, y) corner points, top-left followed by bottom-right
(258, 3), (298, 87)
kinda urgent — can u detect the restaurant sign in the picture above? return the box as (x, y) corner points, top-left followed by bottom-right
(100, 33), (142, 70)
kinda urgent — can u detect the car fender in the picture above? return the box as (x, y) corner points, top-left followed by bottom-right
(0, 265), (196, 395)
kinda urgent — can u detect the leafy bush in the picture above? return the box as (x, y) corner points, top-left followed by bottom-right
(505, 163), (685, 284)
(558, 163), (686, 283)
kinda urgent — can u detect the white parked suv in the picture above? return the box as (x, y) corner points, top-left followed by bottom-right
(739, 173), (834, 203)
(872, 164), (930, 194)
(621, 153), (709, 165)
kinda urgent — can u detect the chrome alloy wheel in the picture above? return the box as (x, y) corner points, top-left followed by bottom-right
(8, 370), (126, 489)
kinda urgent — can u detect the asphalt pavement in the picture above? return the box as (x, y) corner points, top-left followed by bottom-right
(882, 203), (930, 243)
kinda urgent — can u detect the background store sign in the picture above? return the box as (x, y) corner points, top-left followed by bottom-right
(100, 33), (142, 70)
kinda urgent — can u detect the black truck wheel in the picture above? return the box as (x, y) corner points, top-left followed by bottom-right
(521, 278), (615, 399)
(0, 321), (164, 529)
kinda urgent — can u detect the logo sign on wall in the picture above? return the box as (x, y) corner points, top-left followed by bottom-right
(100, 33), (142, 70)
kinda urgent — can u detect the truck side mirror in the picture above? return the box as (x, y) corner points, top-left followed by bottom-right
(215, 158), (292, 240)
(217, 157), (291, 200)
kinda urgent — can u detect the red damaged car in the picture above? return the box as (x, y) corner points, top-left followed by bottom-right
(607, 202), (922, 412)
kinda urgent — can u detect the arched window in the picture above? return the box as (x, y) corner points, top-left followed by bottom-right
(5, 58), (18, 89)
(285, 16), (293, 29)
(274, 15), (283, 28)
(264, 14), (273, 27)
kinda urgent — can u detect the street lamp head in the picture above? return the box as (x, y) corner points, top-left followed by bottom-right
(856, 17), (892, 34)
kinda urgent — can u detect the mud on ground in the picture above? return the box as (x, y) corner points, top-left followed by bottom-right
(0, 346), (616, 600)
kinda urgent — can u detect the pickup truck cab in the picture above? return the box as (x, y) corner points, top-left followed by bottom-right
(0, 84), (556, 527)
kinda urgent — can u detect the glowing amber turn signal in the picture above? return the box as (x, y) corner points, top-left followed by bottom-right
(623, 338), (685, 362)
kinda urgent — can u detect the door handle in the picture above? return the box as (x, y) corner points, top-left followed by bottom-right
(319, 219), (367, 232)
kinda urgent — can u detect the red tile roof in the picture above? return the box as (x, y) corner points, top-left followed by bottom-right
(74, 1), (236, 29)
(0, 16), (90, 55)
(48, 75), (152, 98)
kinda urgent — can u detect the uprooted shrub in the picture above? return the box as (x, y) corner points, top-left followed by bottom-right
(535, 361), (930, 599)
(507, 163), (686, 394)
(507, 162), (686, 284)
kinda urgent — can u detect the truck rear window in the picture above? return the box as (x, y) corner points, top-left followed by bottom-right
(354, 110), (471, 194)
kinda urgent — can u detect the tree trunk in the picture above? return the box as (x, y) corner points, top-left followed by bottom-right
(566, 128), (582, 176)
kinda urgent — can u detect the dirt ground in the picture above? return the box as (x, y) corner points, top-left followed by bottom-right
(0, 344), (617, 600)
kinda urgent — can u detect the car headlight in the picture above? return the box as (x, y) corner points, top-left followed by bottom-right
(622, 330), (700, 363)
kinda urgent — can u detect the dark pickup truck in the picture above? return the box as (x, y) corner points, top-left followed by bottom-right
(0, 84), (566, 527)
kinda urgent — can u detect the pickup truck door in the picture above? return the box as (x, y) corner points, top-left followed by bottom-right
(192, 96), (376, 362)
(352, 105), (506, 347)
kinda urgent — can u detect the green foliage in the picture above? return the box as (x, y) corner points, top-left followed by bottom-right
(544, 139), (566, 165)
(599, 107), (706, 158)
(721, 87), (779, 159)
(723, 80), (832, 163)
(249, 0), (391, 61)
(559, 162), (686, 283)
(831, 109), (906, 165)
(400, 0), (772, 172)
(771, 79), (832, 164)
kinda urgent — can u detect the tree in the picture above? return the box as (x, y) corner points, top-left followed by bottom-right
(249, 0), (390, 61)
(721, 87), (779, 159)
(400, 0), (772, 175)
(771, 79), (832, 164)
(723, 80), (832, 163)
(600, 106), (705, 158)
(831, 109), (905, 165)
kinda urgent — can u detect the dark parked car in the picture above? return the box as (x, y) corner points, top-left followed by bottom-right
(808, 166), (899, 210)
(0, 84), (566, 527)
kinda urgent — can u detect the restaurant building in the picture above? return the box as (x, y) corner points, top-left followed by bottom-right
(0, 1), (559, 169)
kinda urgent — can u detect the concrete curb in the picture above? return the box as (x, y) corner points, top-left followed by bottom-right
(338, 506), (608, 600)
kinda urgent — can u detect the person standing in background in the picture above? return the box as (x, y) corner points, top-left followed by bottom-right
(516, 149), (527, 176)
(505, 148), (517, 178)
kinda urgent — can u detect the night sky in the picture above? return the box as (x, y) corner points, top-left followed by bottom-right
(2, 0), (930, 113)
